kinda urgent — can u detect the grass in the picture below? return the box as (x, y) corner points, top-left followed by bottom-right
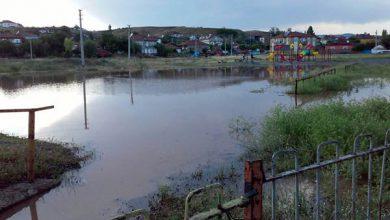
(0, 133), (89, 188)
(231, 98), (390, 218)
(290, 63), (390, 95)
(0, 56), (267, 77)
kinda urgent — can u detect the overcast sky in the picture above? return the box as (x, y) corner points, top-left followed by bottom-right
(1, 0), (389, 34)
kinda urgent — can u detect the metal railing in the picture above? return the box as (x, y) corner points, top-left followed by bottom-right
(189, 129), (389, 220)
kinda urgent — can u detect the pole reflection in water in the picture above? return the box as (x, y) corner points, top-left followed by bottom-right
(82, 72), (88, 130)
(129, 70), (134, 105)
(0, 190), (41, 220)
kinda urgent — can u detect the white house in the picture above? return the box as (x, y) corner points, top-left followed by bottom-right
(0, 20), (23, 28)
(131, 34), (161, 55)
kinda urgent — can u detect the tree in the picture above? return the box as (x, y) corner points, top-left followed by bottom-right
(307, 26), (315, 35)
(382, 29), (388, 38)
(84, 40), (97, 58)
(269, 27), (282, 36)
(155, 43), (175, 57)
(100, 32), (119, 53)
(217, 28), (240, 38)
(0, 41), (17, 57)
(348, 36), (360, 44)
(382, 35), (390, 49)
(64, 38), (74, 57)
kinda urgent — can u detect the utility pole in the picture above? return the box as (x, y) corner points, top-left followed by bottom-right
(29, 39), (33, 59)
(375, 30), (378, 47)
(230, 35), (233, 56)
(224, 37), (227, 55)
(128, 25), (131, 60)
(79, 9), (85, 67)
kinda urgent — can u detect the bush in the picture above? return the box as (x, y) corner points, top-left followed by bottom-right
(232, 98), (389, 165)
(84, 40), (97, 58)
(0, 41), (17, 57)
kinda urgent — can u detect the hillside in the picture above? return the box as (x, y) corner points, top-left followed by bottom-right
(103, 26), (247, 38)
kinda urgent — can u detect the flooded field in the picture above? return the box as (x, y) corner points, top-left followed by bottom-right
(0, 65), (389, 219)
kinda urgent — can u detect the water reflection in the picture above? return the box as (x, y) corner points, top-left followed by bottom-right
(0, 192), (40, 220)
(2, 64), (387, 220)
(129, 70), (134, 105)
(82, 72), (88, 130)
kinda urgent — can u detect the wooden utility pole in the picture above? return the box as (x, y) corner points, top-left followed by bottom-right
(79, 9), (85, 67)
(128, 25), (131, 60)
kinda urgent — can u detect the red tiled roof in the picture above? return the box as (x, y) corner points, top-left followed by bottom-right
(181, 40), (208, 47)
(0, 33), (23, 39)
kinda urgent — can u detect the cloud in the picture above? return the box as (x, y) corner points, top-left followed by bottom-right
(72, 0), (390, 32)
(2, 0), (389, 33)
(0, 0), (106, 30)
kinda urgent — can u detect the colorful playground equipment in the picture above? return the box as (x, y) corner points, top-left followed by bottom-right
(269, 43), (331, 63)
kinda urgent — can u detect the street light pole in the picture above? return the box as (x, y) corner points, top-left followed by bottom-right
(79, 9), (85, 67)
(128, 25), (131, 60)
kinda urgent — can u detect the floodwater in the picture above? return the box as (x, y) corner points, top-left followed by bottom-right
(0, 65), (388, 220)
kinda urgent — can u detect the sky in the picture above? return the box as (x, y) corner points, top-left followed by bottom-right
(1, 0), (389, 34)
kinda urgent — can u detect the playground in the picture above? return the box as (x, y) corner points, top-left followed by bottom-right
(267, 43), (332, 63)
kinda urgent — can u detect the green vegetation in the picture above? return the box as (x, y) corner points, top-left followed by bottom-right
(291, 64), (390, 95)
(231, 98), (390, 218)
(0, 133), (89, 188)
(84, 39), (97, 58)
(0, 56), (268, 77)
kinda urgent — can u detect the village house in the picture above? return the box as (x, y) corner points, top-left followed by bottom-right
(0, 20), (23, 29)
(181, 40), (209, 52)
(164, 42), (182, 54)
(325, 43), (354, 54)
(355, 33), (376, 44)
(270, 31), (319, 53)
(199, 34), (224, 46)
(0, 33), (23, 44)
(247, 31), (270, 47)
(131, 34), (161, 55)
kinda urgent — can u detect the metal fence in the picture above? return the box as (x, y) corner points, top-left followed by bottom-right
(189, 129), (389, 220)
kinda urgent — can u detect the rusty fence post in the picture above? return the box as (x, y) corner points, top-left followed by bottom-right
(244, 160), (264, 220)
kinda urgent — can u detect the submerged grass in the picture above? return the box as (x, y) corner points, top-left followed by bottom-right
(0, 133), (89, 188)
(290, 63), (390, 95)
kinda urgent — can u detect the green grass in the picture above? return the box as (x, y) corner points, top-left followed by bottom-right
(290, 64), (390, 95)
(0, 133), (89, 187)
(0, 56), (267, 77)
(231, 98), (390, 218)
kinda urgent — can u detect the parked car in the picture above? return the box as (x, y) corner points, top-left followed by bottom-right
(97, 49), (112, 58)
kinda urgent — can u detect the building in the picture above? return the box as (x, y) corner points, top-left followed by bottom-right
(247, 31), (270, 47)
(181, 40), (209, 52)
(270, 31), (319, 53)
(355, 34), (376, 44)
(325, 43), (353, 54)
(199, 34), (224, 46)
(164, 42), (182, 54)
(0, 33), (23, 44)
(131, 34), (161, 55)
(0, 20), (23, 29)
